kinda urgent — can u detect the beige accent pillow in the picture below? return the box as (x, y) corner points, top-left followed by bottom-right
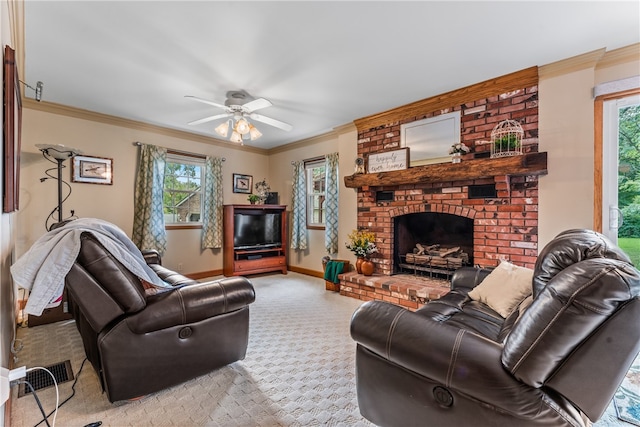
(468, 261), (534, 317)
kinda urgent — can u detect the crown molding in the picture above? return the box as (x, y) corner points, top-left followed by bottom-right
(266, 129), (338, 155)
(596, 43), (640, 70)
(23, 98), (268, 155)
(266, 122), (356, 155)
(333, 122), (357, 135)
(539, 48), (606, 79)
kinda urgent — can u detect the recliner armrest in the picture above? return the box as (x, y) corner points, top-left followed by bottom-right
(142, 249), (162, 266)
(147, 263), (198, 287)
(450, 266), (492, 291)
(351, 300), (552, 415)
(126, 276), (256, 333)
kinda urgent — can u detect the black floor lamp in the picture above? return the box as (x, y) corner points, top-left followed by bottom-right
(36, 144), (81, 228)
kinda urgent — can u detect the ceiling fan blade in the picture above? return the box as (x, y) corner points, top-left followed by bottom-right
(184, 95), (227, 110)
(188, 113), (231, 126)
(242, 97), (272, 112)
(250, 113), (293, 132)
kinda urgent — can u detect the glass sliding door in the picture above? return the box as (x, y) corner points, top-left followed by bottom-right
(602, 94), (639, 267)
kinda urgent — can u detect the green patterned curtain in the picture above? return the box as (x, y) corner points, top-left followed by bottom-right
(291, 160), (308, 250)
(132, 144), (167, 254)
(324, 152), (339, 254)
(201, 156), (224, 249)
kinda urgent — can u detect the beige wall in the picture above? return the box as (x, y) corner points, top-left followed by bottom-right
(538, 45), (639, 247)
(267, 124), (358, 273)
(18, 106), (359, 277)
(19, 107), (271, 274)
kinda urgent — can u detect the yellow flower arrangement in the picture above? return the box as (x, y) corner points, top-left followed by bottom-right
(346, 229), (379, 258)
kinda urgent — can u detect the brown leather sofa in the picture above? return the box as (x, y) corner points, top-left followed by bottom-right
(350, 229), (640, 426)
(65, 232), (256, 402)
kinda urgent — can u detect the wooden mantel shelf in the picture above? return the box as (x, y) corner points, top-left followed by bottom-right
(344, 152), (547, 188)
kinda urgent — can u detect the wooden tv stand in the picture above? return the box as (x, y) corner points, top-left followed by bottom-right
(223, 204), (288, 276)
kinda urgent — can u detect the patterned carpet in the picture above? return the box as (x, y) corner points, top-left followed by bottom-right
(614, 356), (640, 426)
(8, 272), (634, 426)
(10, 273), (373, 427)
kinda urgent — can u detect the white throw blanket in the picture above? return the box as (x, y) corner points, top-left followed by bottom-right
(11, 218), (170, 316)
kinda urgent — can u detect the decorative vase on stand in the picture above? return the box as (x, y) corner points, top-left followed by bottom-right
(361, 259), (374, 276)
(356, 257), (365, 274)
(451, 152), (461, 164)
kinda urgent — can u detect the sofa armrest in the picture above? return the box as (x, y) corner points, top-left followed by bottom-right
(450, 266), (492, 291)
(351, 300), (544, 412)
(126, 276), (256, 333)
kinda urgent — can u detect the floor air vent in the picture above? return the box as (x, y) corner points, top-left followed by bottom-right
(18, 360), (74, 397)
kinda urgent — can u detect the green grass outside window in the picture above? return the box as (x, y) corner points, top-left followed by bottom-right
(619, 237), (640, 268)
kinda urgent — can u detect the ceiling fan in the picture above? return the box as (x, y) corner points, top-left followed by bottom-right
(185, 90), (292, 143)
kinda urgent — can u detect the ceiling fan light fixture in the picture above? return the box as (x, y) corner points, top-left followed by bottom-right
(186, 92), (291, 144)
(235, 118), (251, 135)
(214, 120), (230, 137)
(230, 131), (243, 144)
(249, 124), (262, 141)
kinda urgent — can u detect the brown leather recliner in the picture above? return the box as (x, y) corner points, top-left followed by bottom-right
(350, 229), (640, 426)
(65, 232), (256, 402)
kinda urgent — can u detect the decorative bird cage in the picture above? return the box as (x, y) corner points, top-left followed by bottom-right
(490, 120), (524, 158)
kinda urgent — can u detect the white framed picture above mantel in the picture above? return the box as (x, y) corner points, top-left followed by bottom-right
(401, 111), (461, 166)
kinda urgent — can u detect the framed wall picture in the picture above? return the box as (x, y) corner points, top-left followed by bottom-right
(233, 173), (253, 194)
(3, 45), (22, 213)
(72, 155), (113, 185)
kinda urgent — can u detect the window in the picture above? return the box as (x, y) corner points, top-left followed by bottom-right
(305, 159), (326, 228)
(163, 154), (204, 225)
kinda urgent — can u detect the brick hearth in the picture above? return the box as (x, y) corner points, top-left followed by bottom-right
(339, 272), (450, 311)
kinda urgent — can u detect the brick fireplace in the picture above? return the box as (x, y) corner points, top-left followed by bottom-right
(340, 67), (547, 308)
(360, 173), (541, 275)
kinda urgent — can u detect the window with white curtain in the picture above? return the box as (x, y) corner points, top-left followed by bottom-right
(305, 159), (326, 229)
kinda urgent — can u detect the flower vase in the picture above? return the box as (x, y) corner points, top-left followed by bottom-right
(361, 259), (375, 276)
(356, 257), (365, 274)
(451, 152), (461, 164)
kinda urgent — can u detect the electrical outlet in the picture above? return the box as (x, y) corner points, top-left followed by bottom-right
(177, 263), (183, 272)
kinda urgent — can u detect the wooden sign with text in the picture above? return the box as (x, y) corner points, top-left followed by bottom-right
(367, 148), (409, 173)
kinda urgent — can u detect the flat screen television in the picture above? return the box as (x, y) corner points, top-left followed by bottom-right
(234, 212), (282, 250)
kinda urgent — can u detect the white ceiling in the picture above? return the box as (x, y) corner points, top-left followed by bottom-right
(24, 1), (640, 150)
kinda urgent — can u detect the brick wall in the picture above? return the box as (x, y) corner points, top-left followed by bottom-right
(356, 85), (540, 274)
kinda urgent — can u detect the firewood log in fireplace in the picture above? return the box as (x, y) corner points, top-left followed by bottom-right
(405, 245), (469, 270)
(414, 243), (439, 255)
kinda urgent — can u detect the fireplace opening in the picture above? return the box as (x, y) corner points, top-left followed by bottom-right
(394, 212), (474, 277)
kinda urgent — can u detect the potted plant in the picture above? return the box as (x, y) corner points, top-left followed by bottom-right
(346, 229), (379, 275)
(248, 194), (260, 204)
(254, 179), (271, 204)
(490, 120), (524, 158)
(496, 134), (520, 150)
(448, 142), (470, 163)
